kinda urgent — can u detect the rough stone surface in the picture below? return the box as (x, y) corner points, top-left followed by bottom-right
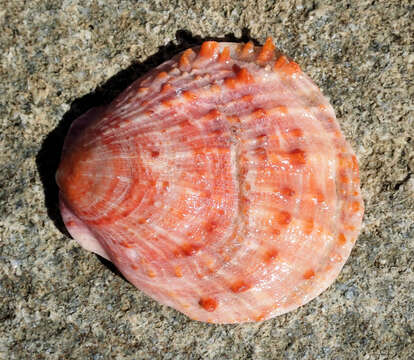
(0, 1), (413, 359)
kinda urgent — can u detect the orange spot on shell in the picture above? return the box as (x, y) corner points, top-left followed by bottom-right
(281, 187), (295, 198)
(181, 243), (201, 256)
(236, 67), (254, 83)
(183, 90), (197, 101)
(253, 108), (267, 119)
(345, 225), (356, 231)
(315, 191), (325, 204)
(131, 264), (139, 270)
(162, 99), (173, 107)
(338, 233), (347, 245)
(257, 37), (275, 64)
(240, 41), (254, 58)
(274, 55), (288, 71)
(161, 83), (173, 93)
(275, 105), (288, 114)
(277, 211), (292, 226)
(304, 219), (314, 235)
(227, 115), (240, 123)
(350, 201), (361, 213)
(289, 148), (306, 166)
(179, 48), (195, 70)
(242, 94), (254, 103)
(201, 255), (216, 273)
(120, 241), (133, 248)
(303, 269), (315, 280)
(171, 207), (186, 220)
(138, 87), (149, 95)
(179, 119), (192, 129)
(174, 266), (183, 277)
(205, 220), (218, 233)
(199, 297), (218, 312)
(156, 71), (168, 80)
(218, 46), (231, 63)
(230, 280), (251, 293)
(210, 84), (221, 92)
(224, 77), (237, 89)
(338, 153), (352, 168)
(199, 41), (219, 59)
(273, 55), (301, 75)
(255, 146), (267, 160)
(284, 61), (301, 75)
(289, 128), (303, 137)
(351, 155), (359, 173)
(264, 249), (279, 264)
(224, 66), (255, 88)
(240, 195), (250, 212)
(272, 228), (281, 236)
(205, 109), (221, 119)
(201, 189), (212, 198)
(162, 181), (169, 191)
(147, 270), (156, 278)
(325, 263), (333, 272)
(255, 312), (268, 322)
(340, 172), (350, 184)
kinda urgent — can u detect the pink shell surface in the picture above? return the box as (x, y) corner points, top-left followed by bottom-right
(56, 39), (364, 323)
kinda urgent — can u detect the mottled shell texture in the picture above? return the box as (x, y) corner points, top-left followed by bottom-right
(56, 39), (364, 323)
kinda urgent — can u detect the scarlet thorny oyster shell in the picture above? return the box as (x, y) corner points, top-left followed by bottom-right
(56, 38), (364, 323)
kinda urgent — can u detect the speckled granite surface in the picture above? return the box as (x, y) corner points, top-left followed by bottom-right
(1, 0), (413, 359)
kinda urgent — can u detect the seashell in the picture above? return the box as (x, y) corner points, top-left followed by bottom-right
(56, 38), (364, 323)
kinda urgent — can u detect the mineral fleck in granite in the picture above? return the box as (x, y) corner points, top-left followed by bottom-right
(0, 0), (413, 359)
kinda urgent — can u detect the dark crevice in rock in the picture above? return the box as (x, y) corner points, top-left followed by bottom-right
(393, 171), (412, 191)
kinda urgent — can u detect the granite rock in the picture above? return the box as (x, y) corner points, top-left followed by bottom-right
(0, 0), (413, 359)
